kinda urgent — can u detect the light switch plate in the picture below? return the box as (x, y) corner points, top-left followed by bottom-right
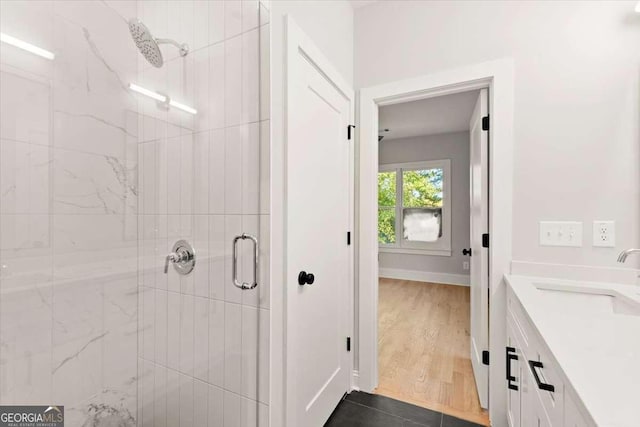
(593, 220), (615, 247)
(539, 221), (583, 247)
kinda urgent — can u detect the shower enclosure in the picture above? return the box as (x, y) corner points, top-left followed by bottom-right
(0, 0), (270, 425)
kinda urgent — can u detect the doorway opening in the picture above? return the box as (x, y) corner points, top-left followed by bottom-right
(375, 89), (489, 425)
(353, 59), (514, 426)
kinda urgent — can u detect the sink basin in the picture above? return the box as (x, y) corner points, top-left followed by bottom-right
(533, 283), (640, 316)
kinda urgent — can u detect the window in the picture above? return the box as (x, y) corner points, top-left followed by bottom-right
(377, 171), (396, 244)
(378, 160), (451, 256)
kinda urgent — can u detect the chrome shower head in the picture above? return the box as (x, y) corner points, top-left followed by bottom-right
(128, 18), (188, 68)
(128, 19), (163, 67)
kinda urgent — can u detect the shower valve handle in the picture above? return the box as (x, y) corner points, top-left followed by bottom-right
(164, 252), (183, 274)
(163, 240), (196, 275)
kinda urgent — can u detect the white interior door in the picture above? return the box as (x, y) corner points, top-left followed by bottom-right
(285, 17), (354, 427)
(469, 88), (489, 408)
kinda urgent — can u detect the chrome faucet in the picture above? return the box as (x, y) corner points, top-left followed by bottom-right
(164, 240), (196, 274)
(616, 248), (640, 263)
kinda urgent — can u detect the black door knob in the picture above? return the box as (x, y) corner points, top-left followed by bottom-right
(462, 248), (472, 256)
(298, 271), (315, 285)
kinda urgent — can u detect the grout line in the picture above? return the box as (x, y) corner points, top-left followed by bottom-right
(340, 399), (410, 423)
(342, 394), (448, 427)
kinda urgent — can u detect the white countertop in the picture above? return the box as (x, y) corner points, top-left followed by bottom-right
(505, 274), (640, 427)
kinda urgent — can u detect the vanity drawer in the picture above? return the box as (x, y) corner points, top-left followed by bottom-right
(507, 286), (535, 358)
(528, 343), (564, 426)
(506, 321), (523, 427)
(507, 285), (564, 425)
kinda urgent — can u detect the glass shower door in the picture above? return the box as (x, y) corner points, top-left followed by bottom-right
(135, 0), (270, 425)
(0, 0), (270, 425)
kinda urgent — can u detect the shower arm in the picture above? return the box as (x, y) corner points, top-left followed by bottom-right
(154, 38), (189, 56)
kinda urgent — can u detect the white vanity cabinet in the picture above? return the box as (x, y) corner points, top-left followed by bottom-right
(506, 321), (522, 427)
(564, 394), (590, 427)
(506, 285), (595, 427)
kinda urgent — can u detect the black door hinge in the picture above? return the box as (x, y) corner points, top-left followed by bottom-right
(482, 115), (490, 131)
(346, 337), (351, 352)
(482, 350), (490, 365)
(347, 231), (351, 245)
(482, 233), (489, 248)
(347, 125), (356, 140)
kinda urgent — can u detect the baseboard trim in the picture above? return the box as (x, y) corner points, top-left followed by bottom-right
(379, 268), (470, 286)
(351, 370), (360, 392)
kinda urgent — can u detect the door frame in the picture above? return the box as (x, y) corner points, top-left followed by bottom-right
(356, 59), (514, 424)
(271, 15), (356, 427)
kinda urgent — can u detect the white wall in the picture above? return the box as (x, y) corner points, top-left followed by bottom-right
(269, 1), (354, 425)
(355, 0), (640, 269)
(379, 132), (471, 281)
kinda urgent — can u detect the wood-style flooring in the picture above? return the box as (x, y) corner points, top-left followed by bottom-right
(376, 278), (490, 426)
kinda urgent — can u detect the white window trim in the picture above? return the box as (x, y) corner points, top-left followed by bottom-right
(378, 247), (452, 257)
(378, 159), (452, 256)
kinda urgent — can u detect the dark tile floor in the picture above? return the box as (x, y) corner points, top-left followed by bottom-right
(324, 392), (486, 427)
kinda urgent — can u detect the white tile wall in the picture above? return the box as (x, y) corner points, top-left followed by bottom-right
(0, 0), (141, 398)
(136, 1), (270, 426)
(0, 0), (270, 426)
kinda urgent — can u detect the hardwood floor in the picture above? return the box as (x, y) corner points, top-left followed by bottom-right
(376, 278), (490, 426)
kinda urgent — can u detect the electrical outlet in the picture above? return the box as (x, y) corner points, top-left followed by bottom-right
(463, 261), (470, 271)
(539, 221), (583, 247)
(593, 220), (615, 247)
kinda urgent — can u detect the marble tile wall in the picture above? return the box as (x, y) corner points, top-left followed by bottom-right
(0, 0), (270, 426)
(135, 1), (270, 427)
(0, 0), (139, 424)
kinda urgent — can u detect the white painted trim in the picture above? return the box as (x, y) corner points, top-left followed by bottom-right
(379, 160), (447, 171)
(259, 0), (271, 10)
(351, 370), (361, 391)
(379, 247), (451, 257)
(379, 268), (470, 286)
(270, 12), (286, 427)
(510, 260), (639, 285)
(357, 58), (514, 425)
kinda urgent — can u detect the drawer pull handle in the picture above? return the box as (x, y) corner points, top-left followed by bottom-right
(506, 346), (518, 391)
(528, 360), (555, 392)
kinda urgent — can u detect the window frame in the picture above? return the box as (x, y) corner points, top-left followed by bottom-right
(378, 159), (452, 257)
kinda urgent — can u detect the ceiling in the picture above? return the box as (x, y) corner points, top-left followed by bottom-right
(379, 90), (480, 142)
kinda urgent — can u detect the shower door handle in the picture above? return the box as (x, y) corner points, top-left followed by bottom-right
(232, 233), (259, 290)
